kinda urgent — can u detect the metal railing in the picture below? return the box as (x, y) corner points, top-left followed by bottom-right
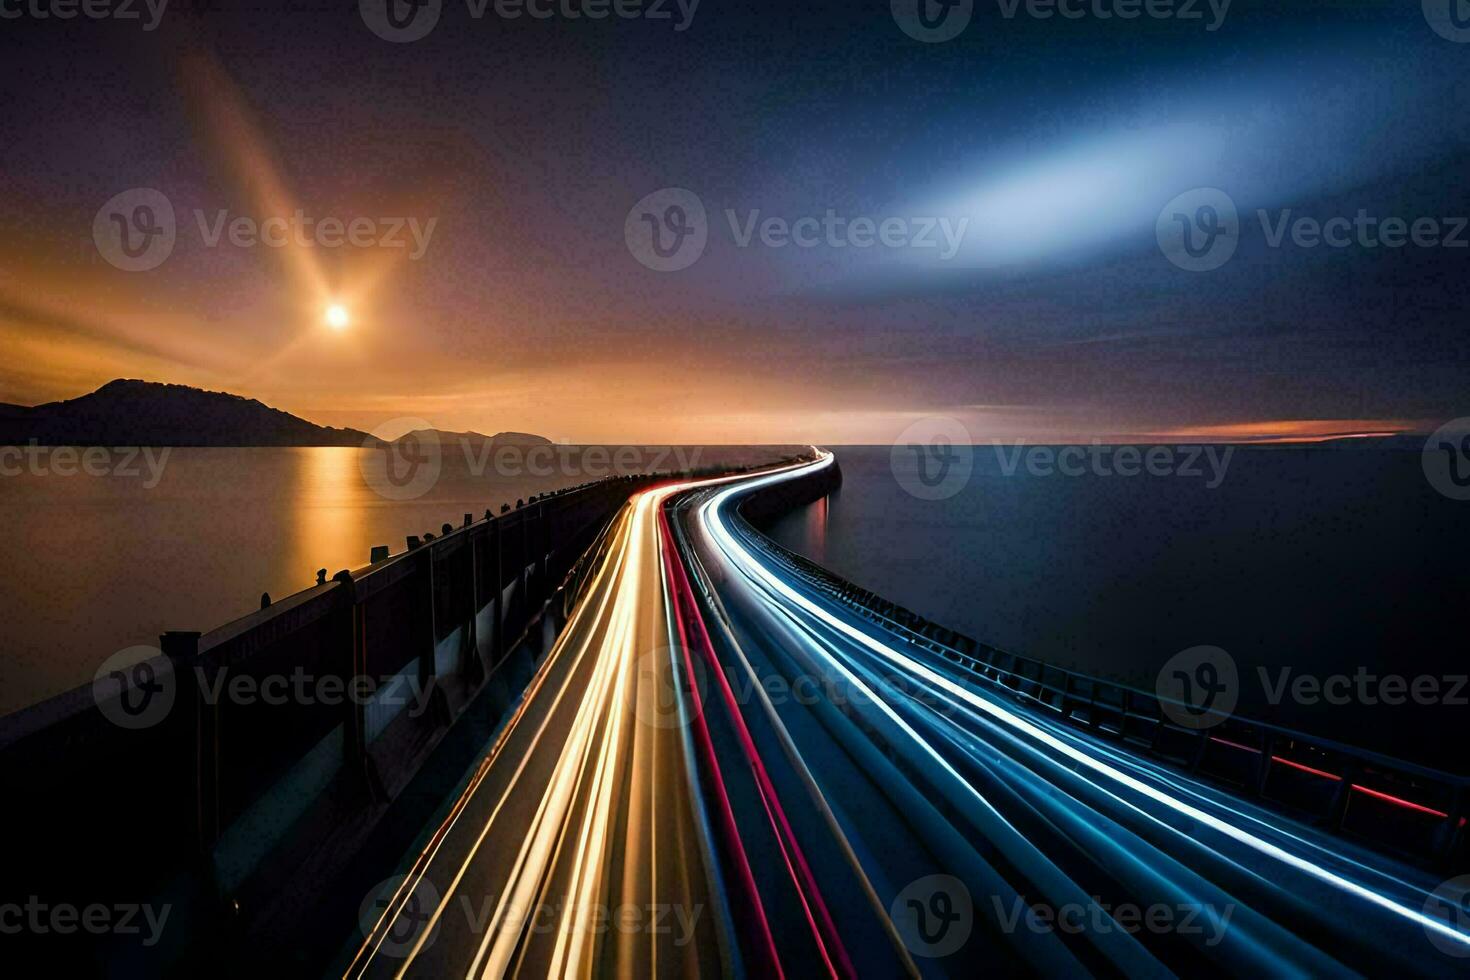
(731, 482), (1468, 874)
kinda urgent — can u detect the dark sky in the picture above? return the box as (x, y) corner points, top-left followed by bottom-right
(0, 0), (1466, 441)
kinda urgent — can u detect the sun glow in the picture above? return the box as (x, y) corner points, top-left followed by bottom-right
(325, 304), (350, 331)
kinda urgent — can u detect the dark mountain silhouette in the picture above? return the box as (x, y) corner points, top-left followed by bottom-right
(402, 428), (553, 448)
(0, 380), (553, 448)
(0, 380), (368, 446)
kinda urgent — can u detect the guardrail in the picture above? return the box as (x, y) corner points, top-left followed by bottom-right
(730, 480), (1467, 875)
(0, 474), (649, 972)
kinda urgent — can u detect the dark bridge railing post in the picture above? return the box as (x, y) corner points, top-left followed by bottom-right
(465, 526), (485, 688)
(539, 500), (552, 607)
(523, 505), (535, 637)
(420, 546), (438, 701)
(493, 518), (506, 664)
(161, 629), (214, 856)
(332, 571), (370, 792)
(526, 503), (539, 610)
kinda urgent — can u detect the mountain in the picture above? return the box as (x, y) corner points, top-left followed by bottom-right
(0, 380), (369, 447)
(406, 428), (553, 447)
(0, 380), (550, 448)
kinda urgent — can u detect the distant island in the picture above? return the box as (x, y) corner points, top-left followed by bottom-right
(0, 380), (553, 448)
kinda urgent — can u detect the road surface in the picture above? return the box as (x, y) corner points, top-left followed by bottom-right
(345, 452), (1470, 978)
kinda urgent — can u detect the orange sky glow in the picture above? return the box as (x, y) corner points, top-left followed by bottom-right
(0, 52), (1439, 448)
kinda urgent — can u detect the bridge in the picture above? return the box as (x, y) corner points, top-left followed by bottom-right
(2, 452), (1468, 976)
(0, 475), (654, 972)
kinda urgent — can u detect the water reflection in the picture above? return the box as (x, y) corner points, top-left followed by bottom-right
(805, 493), (828, 562)
(770, 490), (830, 563)
(0, 447), (601, 716)
(288, 447), (372, 581)
(765, 446), (1470, 773)
(0, 444), (792, 717)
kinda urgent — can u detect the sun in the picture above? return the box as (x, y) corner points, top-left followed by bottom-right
(324, 304), (350, 331)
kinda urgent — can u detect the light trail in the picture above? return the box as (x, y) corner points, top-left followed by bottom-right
(348, 507), (640, 977)
(345, 450), (1469, 978)
(659, 506), (852, 979)
(348, 464), (832, 978)
(693, 451), (1470, 969)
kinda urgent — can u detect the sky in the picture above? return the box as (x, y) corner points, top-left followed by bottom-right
(1, 0), (1467, 443)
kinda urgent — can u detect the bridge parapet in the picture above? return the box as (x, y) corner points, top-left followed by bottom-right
(0, 474), (650, 971)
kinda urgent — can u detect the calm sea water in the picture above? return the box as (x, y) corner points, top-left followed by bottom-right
(767, 445), (1468, 773)
(0, 444), (783, 718)
(4, 443), (1463, 772)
